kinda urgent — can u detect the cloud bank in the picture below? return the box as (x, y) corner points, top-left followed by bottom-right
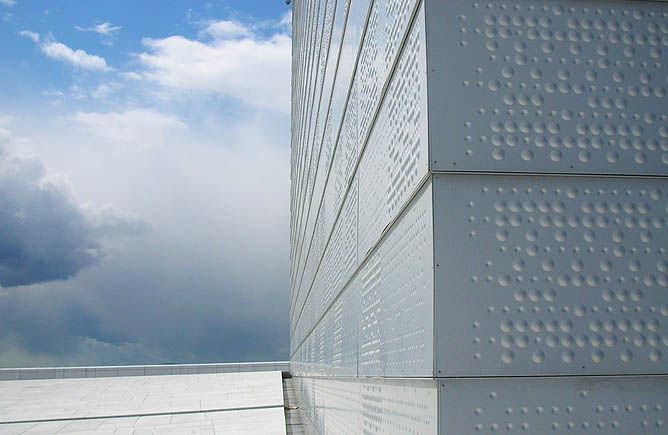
(0, 132), (148, 287)
(2, 9), (291, 367)
(137, 19), (290, 112)
(72, 108), (186, 146)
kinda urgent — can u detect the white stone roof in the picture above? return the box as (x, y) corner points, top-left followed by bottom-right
(0, 371), (286, 434)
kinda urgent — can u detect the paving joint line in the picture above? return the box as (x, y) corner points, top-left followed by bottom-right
(0, 404), (285, 426)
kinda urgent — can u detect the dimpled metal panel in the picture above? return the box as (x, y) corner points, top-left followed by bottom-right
(314, 181), (358, 346)
(439, 376), (668, 434)
(292, 0), (366, 334)
(433, 175), (668, 376)
(291, 0), (331, 306)
(326, 76), (358, 229)
(426, 0), (668, 175)
(331, 274), (360, 377)
(293, 376), (437, 435)
(358, 7), (428, 259)
(291, 177), (357, 349)
(359, 181), (433, 377)
(328, 0), (369, 139)
(358, 0), (418, 147)
(293, 272), (359, 378)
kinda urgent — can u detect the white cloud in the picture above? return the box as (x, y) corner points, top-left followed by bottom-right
(91, 82), (118, 100)
(19, 30), (39, 43)
(41, 40), (110, 71)
(72, 109), (186, 146)
(75, 22), (122, 36)
(83, 203), (149, 237)
(0, 114), (15, 127)
(0, 127), (10, 150)
(0, 0), (16, 7)
(120, 71), (141, 80)
(70, 83), (86, 100)
(42, 89), (64, 98)
(42, 89), (65, 105)
(137, 20), (290, 113)
(75, 22), (121, 46)
(203, 20), (250, 39)
(279, 11), (291, 28)
(21, 31), (110, 71)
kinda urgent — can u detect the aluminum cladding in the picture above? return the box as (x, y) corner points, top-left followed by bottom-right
(426, 0), (668, 175)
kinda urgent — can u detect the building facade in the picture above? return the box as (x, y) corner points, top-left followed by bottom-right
(289, 0), (668, 433)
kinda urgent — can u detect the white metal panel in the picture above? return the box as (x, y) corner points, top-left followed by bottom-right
(358, 4), (429, 259)
(321, 181), (358, 322)
(292, 0), (368, 331)
(293, 376), (437, 435)
(291, 0), (331, 301)
(433, 175), (668, 376)
(292, 256), (359, 378)
(324, 76), (359, 240)
(293, 181), (433, 379)
(327, 0), (370, 155)
(439, 376), (668, 435)
(359, 181), (434, 377)
(292, 0), (428, 352)
(296, 0), (348, 300)
(337, 275), (360, 377)
(292, 179), (358, 356)
(426, 0), (668, 175)
(358, 0), (421, 145)
(291, 0), (328, 313)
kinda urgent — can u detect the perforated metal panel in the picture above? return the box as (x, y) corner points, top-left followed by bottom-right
(434, 174), (668, 376)
(325, 76), (358, 228)
(291, 0), (368, 335)
(359, 181), (434, 377)
(439, 376), (668, 434)
(291, 0), (429, 368)
(312, 180), (359, 347)
(293, 376), (438, 434)
(426, 0), (668, 175)
(293, 181), (433, 379)
(331, 273), (360, 377)
(295, 271), (359, 378)
(358, 0), (419, 144)
(293, 0), (336, 322)
(358, 5), (428, 259)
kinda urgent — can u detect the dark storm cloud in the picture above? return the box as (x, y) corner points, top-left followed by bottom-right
(0, 146), (148, 287)
(0, 130), (290, 367)
(0, 237), (289, 365)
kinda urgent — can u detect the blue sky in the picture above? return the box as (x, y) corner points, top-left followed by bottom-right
(0, 0), (292, 366)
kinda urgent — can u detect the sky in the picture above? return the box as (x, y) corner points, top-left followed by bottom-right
(0, 0), (292, 367)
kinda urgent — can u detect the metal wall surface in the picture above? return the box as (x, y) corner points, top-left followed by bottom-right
(425, 0), (668, 432)
(292, 181), (433, 378)
(293, 376), (438, 435)
(439, 376), (667, 434)
(290, 0), (370, 337)
(291, 0), (668, 434)
(358, 5), (428, 259)
(358, 181), (433, 377)
(290, 0), (429, 372)
(426, 0), (668, 175)
(433, 175), (668, 376)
